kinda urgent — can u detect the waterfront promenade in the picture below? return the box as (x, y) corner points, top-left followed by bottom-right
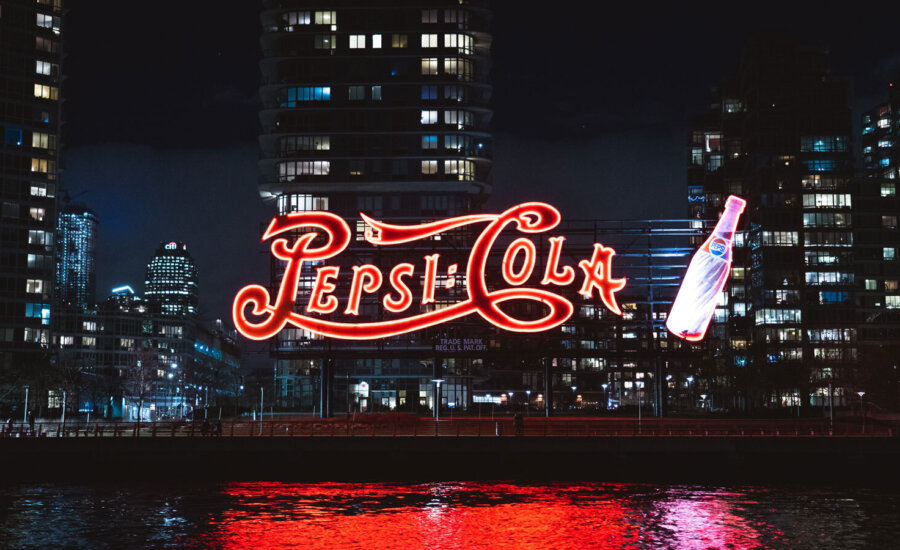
(3, 416), (898, 483)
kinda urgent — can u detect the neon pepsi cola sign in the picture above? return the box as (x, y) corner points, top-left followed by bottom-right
(233, 202), (626, 341)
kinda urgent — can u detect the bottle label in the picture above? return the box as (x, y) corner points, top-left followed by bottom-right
(708, 237), (727, 259)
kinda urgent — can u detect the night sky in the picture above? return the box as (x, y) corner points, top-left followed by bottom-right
(61, 1), (900, 344)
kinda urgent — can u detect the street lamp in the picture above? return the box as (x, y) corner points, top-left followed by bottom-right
(700, 393), (707, 411)
(23, 385), (29, 424)
(858, 391), (866, 434)
(601, 383), (609, 410)
(525, 389), (532, 416)
(432, 379), (444, 422)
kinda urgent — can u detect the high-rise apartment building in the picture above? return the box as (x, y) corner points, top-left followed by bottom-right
(0, 0), (63, 371)
(258, 1), (493, 411)
(56, 204), (98, 307)
(144, 242), (199, 318)
(861, 83), (899, 179)
(258, 0), (493, 218)
(688, 36), (856, 410)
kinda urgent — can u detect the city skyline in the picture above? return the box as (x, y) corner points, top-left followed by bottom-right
(59, 1), (900, 326)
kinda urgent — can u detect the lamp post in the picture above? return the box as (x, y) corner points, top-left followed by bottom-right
(700, 393), (707, 412)
(525, 389), (531, 416)
(432, 379), (444, 422)
(637, 381), (643, 433)
(601, 383), (609, 411)
(571, 386), (577, 412)
(857, 391), (866, 435)
(23, 385), (29, 424)
(686, 376), (694, 412)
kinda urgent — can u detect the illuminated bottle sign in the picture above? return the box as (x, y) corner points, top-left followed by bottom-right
(666, 195), (746, 342)
(233, 202), (626, 341)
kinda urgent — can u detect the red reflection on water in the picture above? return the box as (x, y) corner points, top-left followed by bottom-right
(201, 483), (765, 549)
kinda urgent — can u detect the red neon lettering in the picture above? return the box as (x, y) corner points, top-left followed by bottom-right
(384, 263), (415, 312)
(577, 244), (627, 316)
(232, 212), (349, 340)
(345, 265), (383, 315)
(422, 254), (439, 305)
(445, 264), (457, 289)
(233, 202), (626, 341)
(502, 238), (536, 286)
(308, 266), (340, 314)
(541, 236), (576, 285)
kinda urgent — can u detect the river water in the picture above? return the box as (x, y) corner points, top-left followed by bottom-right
(1, 482), (898, 548)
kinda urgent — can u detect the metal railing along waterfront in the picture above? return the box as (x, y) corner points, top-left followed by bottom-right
(1, 417), (894, 438)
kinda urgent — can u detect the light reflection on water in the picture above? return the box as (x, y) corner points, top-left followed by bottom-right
(1, 482), (897, 549)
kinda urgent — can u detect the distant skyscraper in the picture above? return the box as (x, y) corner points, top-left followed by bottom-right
(144, 242), (199, 317)
(688, 36), (856, 409)
(56, 204), (98, 307)
(861, 82), (899, 179)
(0, 0), (63, 369)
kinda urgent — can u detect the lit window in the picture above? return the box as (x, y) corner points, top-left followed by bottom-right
(33, 84), (58, 100)
(371, 86), (382, 100)
(282, 11), (310, 27)
(879, 140), (892, 148)
(26, 279), (44, 294)
(35, 60), (57, 77)
(421, 160), (438, 175)
(32, 132), (55, 150)
(886, 280), (899, 291)
(885, 248), (896, 261)
(348, 86), (365, 100)
(314, 34), (335, 49)
(878, 118), (891, 129)
(422, 135), (437, 150)
(443, 58), (472, 80)
(444, 160), (474, 181)
(444, 33), (473, 54)
(421, 58), (438, 75)
(277, 161), (331, 182)
(29, 207), (45, 221)
(420, 110), (437, 124)
(422, 9), (438, 23)
(421, 85), (438, 100)
(279, 136), (329, 154)
(314, 11), (336, 25)
(391, 34), (408, 48)
(887, 296), (900, 309)
(372, 34), (382, 48)
(444, 109), (473, 129)
(883, 216), (897, 228)
(882, 183), (896, 197)
(5, 127), (23, 146)
(349, 34), (366, 49)
(283, 87), (330, 106)
(421, 33), (438, 48)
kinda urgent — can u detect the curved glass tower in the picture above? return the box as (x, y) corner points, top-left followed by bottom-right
(259, 0), (492, 218)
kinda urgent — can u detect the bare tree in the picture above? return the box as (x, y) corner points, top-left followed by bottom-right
(126, 342), (159, 424)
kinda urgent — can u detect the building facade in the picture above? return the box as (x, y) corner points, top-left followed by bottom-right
(258, 0), (493, 219)
(258, 1), (497, 412)
(861, 83), (899, 179)
(53, 286), (242, 420)
(0, 0), (63, 379)
(144, 241), (199, 318)
(689, 36), (857, 409)
(56, 204), (98, 308)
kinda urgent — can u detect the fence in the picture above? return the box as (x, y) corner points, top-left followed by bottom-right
(1, 416), (893, 438)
